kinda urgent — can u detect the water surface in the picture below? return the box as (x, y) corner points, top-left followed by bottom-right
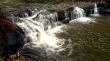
(56, 16), (110, 61)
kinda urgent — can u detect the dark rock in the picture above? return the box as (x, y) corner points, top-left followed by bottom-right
(66, 7), (74, 11)
(2, 26), (25, 60)
(66, 7), (74, 20)
(97, 3), (106, 9)
(57, 11), (65, 21)
(105, 0), (110, 3)
(57, 7), (74, 23)
(100, 10), (110, 16)
(83, 7), (91, 16)
(0, 16), (25, 60)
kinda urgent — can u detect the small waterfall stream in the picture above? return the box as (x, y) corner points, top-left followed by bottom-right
(15, 9), (65, 51)
(70, 6), (93, 23)
(9, 8), (72, 60)
(90, 3), (100, 16)
(72, 7), (85, 18)
(7, 5), (95, 61)
(94, 3), (99, 14)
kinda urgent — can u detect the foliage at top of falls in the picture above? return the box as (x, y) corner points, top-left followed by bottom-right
(0, 0), (72, 12)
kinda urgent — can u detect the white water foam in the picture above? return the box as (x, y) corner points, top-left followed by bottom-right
(15, 10), (67, 53)
(70, 7), (95, 23)
(70, 17), (93, 23)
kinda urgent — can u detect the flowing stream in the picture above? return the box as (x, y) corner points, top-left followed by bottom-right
(9, 5), (110, 61)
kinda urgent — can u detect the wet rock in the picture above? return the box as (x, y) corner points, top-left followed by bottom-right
(0, 15), (25, 60)
(0, 15), (16, 45)
(83, 6), (93, 16)
(2, 26), (25, 60)
(100, 10), (110, 16)
(57, 10), (65, 21)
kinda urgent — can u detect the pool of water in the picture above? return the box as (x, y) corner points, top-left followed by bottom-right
(55, 16), (110, 61)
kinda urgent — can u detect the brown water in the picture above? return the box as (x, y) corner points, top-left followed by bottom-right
(6, 16), (110, 61)
(56, 16), (110, 61)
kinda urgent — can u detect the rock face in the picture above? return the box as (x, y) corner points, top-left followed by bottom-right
(0, 16), (16, 45)
(0, 15), (25, 60)
(105, 0), (110, 9)
(2, 27), (25, 60)
(96, 1), (110, 16)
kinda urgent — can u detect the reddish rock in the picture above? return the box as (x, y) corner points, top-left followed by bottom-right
(0, 16), (16, 46)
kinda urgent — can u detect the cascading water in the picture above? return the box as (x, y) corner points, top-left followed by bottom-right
(4, 3), (109, 61)
(15, 9), (65, 51)
(8, 5), (96, 61)
(72, 7), (85, 18)
(70, 7), (93, 23)
(8, 8), (76, 60)
(90, 3), (100, 16)
(94, 3), (98, 14)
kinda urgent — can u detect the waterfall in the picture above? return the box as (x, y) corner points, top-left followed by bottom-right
(13, 9), (65, 52)
(70, 7), (93, 23)
(6, 5), (97, 61)
(72, 7), (85, 19)
(94, 3), (98, 14)
(90, 3), (100, 16)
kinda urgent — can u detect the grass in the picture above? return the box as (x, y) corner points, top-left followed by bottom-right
(0, 0), (74, 11)
(0, 0), (29, 12)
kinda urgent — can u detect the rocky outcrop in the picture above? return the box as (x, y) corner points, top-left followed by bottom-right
(0, 14), (25, 60)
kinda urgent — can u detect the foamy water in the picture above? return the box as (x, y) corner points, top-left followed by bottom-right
(15, 10), (68, 54)
(70, 17), (95, 23)
(8, 5), (110, 61)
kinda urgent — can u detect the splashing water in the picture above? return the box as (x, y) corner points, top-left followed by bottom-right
(70, 7), (94, 23)
(90, 3), (100, 16)
(8, 6), (99, 61)
(72, 7), (85, 18)
(14, 9), (66, 53)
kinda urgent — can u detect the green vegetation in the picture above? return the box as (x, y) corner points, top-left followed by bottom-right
(0, 0), (73, 11)
(0, 0), (28, 11)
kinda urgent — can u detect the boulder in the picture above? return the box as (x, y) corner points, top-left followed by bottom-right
(0, 15), (25, 60)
